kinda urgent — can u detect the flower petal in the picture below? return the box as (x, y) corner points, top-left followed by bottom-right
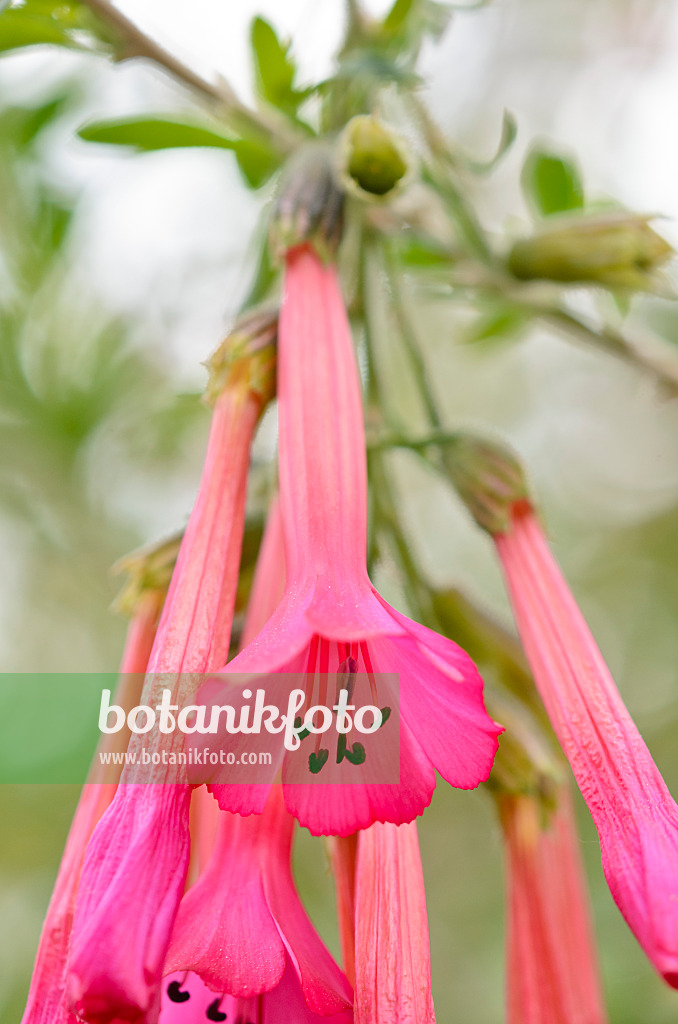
(355, 821), (435, 1024)
(68, 784), (191, 1023)
(261, 789), (354, 1016)
(497, 506), (678, 985)
(164, 809), (287, 997)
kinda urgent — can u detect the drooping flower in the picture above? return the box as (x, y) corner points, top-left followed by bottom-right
(203, 240), (501, 836)
(21, 577), (166, 1024)
(498, 787), (608, 1024)
(67, 312), (277, 1024)
(354, 820), (436, 1024)
(445, 433), (678, 987)
(495, 501), (678, 986)
(161, 495), (352, 1022)
(163, 786), (353, 1021)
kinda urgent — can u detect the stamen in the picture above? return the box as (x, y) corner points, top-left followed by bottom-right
(302, 634), (320, 717)
(360, 640), (379, 704)
(167, 977), (190, 1003)
(206, 997), (227, 1021)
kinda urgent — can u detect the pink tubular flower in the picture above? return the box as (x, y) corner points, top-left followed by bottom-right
(67, 318), (276, 1024)
(163, 786), (353, 1020)
(496, 501), (678, 986)
(354, 821), (436, 1024)
(161, 497), (352, 1022)
(206, 244), (501, 836)
(20, 590), (163, 1024)
(499, 787), (608, 1024)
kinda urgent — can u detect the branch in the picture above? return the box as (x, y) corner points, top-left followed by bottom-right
(540, 306), (678, 397)
(81, 0), (296, 151)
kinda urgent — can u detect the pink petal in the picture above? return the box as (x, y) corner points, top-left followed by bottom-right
(281, 714), (436, 837)
(371, 630), (501, 790)
(260, 789), (354, 1016)
(21, 595), (160, 1024)
(500, 788), (608, 1024)
(160, 963), (353, 1024)
(355, 822), (436, 1024)
(68, 784), (192, 1023)
(496, 506), (678, 985)
(68, 382), (259, 1020)
(278, 246), (369, 597)
(165, 809), (287, 997)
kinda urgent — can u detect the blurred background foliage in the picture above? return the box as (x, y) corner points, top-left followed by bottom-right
(2, 0), (678, 1021)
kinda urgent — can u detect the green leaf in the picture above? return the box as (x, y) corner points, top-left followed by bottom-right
(250, 16), (310, 117)
(465, 303), (528, 348)
(383, 0), (416, 35)
(465, 110), (517, 175)
(522, 147), (584, 217)
(77, 116), (279, 188)
(0, 10), (71, 51)
(0, 0), (87, 54)
(394, 234), (455, 268)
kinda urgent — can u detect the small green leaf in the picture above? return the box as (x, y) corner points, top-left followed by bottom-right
(77, 116), (280, 188)
(383, 0), (415, 35)
(394, 234), (455, 268)
(250, 16), (310, 117)
(79, 117), (241, 151)
(0, 10), (72, 52)
(465, 304), (528, 347)
(0, 0), (88, 53)
(466, 110), (517, 175)
(523, 147), (584, 217)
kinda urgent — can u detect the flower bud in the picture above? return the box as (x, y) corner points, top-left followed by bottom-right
(339, 114), (411, 200)
(441, 433), (530, 536)
(508, 211), (673, 291)
(112, 530), (183, 617)
(204, 305), (278, 407)
(269, 143), (345, 262)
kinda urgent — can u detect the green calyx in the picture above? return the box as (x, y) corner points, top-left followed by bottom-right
(340, 114), (410, 200)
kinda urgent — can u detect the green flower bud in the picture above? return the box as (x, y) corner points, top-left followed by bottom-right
(508, 211), (673, 291)
(339, 114), (411, 200)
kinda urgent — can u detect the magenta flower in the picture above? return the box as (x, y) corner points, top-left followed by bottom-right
(163, 786), (353, 1020)
(20, 591), (162, 1024)
(354, 821), (436, 1024)
(67, 326), (276, 1024)
(499, 787), (607, 1024)
(496, 501), (678, 986)
(206, 244), (501, 836)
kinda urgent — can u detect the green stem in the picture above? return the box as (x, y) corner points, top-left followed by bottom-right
(382, 244), (443, 428)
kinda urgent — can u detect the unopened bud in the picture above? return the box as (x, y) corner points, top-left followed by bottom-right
(508, 211), (673, 291)
(205, 306), (278, 408)
(112, 530), (183, 617)
(339, 115), (411, 200)
(442, 433), (530, 536)
(269, 143), (345, 262)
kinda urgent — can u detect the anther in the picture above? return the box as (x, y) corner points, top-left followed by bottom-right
(206, 997), (227, 1021)
(167, 980), (190, 1003)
